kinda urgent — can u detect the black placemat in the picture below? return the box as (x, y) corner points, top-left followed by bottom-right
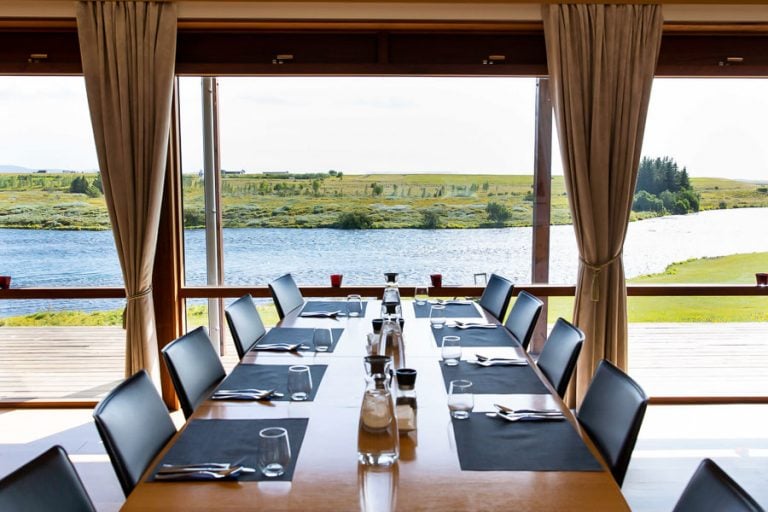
(150, 418), (309, 482)
(413, 301), (482, 318)
(452, 413), (603, 472)
(440, 361), (550, 394)
(431, 325), (520, 348)
(255, 327), (344, 353)
(300, 300), (369, 316)
(215, 364), (327, 401)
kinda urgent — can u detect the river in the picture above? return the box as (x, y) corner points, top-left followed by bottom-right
(2, 208), (767, 317)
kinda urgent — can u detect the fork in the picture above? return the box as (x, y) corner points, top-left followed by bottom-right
(485, 411), (565, 422)
(155, 465), (253, 480)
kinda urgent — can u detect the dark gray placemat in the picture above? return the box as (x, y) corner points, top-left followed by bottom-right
(413, 301), (482, 318)
(256, 327), (344, 353)
(452, 413), (603, 471)
(150, 418), (309, 482)
(440, 360), (549, 394)
(300, 300), (369, 316)
(215, 364), (327, 401)
(431, 325), (520, 348)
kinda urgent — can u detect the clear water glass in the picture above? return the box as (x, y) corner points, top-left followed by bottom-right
(448, 379), (474, 420)
(429, 304), (446, 329)
(258, 427), (291, 477)
(287, 365), (312, 401)
(347, 294), (363, 317)
(313, 327), (333, 352)
(414, 286), (429, 306)
(441, 335), (461, 366)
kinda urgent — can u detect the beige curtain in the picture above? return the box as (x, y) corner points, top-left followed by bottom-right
(77, 1), (177, 383)
(543, 4), (662, 405)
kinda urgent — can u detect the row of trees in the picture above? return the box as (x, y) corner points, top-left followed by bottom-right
(632, 157), (700, 215)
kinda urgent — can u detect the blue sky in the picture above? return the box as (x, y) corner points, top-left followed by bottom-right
(1, 76), (767, 181)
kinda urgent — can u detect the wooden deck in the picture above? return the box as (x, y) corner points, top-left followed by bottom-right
(0, 323), (766, 400)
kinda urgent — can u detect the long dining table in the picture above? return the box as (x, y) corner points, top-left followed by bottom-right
(122, 299), (629, 511)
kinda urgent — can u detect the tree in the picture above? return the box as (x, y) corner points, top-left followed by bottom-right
(371, 183), (384, 196)
(486, 201), (511, 225)
(311, 179), (321, 196)
(93, 173), (103, 193)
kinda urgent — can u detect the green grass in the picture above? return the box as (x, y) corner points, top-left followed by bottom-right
(545, 252), (768, 323)
(4, 173), (766, 231)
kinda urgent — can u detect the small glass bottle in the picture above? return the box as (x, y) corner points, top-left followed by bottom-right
(395, 368), (417, 434)
(358, 372), (399, 466)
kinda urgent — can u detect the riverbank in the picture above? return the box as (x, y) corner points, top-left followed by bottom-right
(1, 173), (766, 230)
(3, 252), (766, 326)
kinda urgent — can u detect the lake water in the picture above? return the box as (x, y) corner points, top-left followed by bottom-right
(2, 207), (767, 317)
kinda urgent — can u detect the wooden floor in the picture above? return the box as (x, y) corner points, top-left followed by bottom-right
(1, 323), (767, 400)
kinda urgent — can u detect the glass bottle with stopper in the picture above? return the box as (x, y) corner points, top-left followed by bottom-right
(358, 355), (399, 466)
(395, 368), (417, 434)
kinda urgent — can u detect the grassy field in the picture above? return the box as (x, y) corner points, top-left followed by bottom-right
(2, 172), (766, 230)
(547, 252), (768, 323)
(2, 252), (766, 327)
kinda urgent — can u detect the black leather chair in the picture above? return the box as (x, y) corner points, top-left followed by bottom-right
(268, 273), (305, 319)
(161, 326), (226, 419)
(673, 458), (765, 512)
(576, 359), (648, 487)
(536, 318), (584, 398)
(503, 290), (544, 350)
(93, 370), (176, 496)
(478, 273), (514, 321)
(0, 445), (96, 512)
(225, 294), (268, 359)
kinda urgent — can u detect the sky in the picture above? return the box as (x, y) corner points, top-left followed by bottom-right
(1, 75), (767, 180)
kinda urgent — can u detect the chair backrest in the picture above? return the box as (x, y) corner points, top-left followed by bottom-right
(536, 318), (584, 398)
(225, 294), (267, 359)
(0, 445), (96, 512)
(576, 359), (648, 487)
(503, 290), (544, 350)
(93, 370), (176, 496)
(673, 458), (765, 512)
(268, 273), (304, 319)
(161, 326), (226, 419)
(478, 273), (514, 321)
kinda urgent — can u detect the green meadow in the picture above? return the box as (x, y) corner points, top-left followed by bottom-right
(2, 172), (767, 230)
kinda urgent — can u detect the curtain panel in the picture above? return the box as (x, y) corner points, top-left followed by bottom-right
(76, 1), (177, 384)
(543, 4), (663, 405)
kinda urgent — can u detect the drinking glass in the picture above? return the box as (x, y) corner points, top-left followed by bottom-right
(447, 380), (474, 420)
(347, 294), (363, 317)
(313, 327), (333, 352)
(429, 304), (446, 329)
(287, 365), (312, 401)
(414, 286), (429, 306)
(441, 336), (461, 366)
(258, 427), (291, 477)
(366, 333), (381, 356)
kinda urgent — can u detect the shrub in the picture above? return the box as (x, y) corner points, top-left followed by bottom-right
(632, 190), (664, 213)
(420, 210), (440, 229)
(486, 201), (511, 225)
(336, 211), (373, 229)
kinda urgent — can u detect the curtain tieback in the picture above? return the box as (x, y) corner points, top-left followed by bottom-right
(580, 253), (622, 302)
(127, 287), (153, 302)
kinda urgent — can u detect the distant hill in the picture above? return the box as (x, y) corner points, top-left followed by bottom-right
(0, 165), (33, 173)
(0, 165), (95, 174)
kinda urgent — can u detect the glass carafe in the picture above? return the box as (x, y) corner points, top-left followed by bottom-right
(358, 373), (399, 466)
(379, 313), (405, 369)
(382, 272), (401, 313)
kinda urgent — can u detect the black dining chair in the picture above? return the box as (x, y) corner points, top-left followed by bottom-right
(536, 317), (584, 398)
(576, 359), (648, 487)
(0, 445), (96, 512)
(672, 458), (765, 512)
(93, 370), (177, 497)
(503, 290), (544, 351)
(161, 326), (226, 419)
(268, 273), (305, 319)
(478, 273), (514, 321)
(225, 293), (268, 359)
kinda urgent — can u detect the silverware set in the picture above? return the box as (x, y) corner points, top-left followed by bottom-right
(211, 388), (284, 400)
(156, 462), (257, 480)
(485, 403), (565, 422)
(472, 354), (528, 366)
(251, 343), (308, 352)
(300, 310), (344, 318)
(447, 321), (498, 329)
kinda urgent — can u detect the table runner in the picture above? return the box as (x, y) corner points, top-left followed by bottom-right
(256, 327), (344, 353)
(150, 418), (309, 482)
(431, 325), (520, 348)
(413, 301), (482, 319)
(440, 361), (550, 395)
(452, 413), (603, 471)
(300, 300), (369, 316)
(216, 364), (327, 401)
